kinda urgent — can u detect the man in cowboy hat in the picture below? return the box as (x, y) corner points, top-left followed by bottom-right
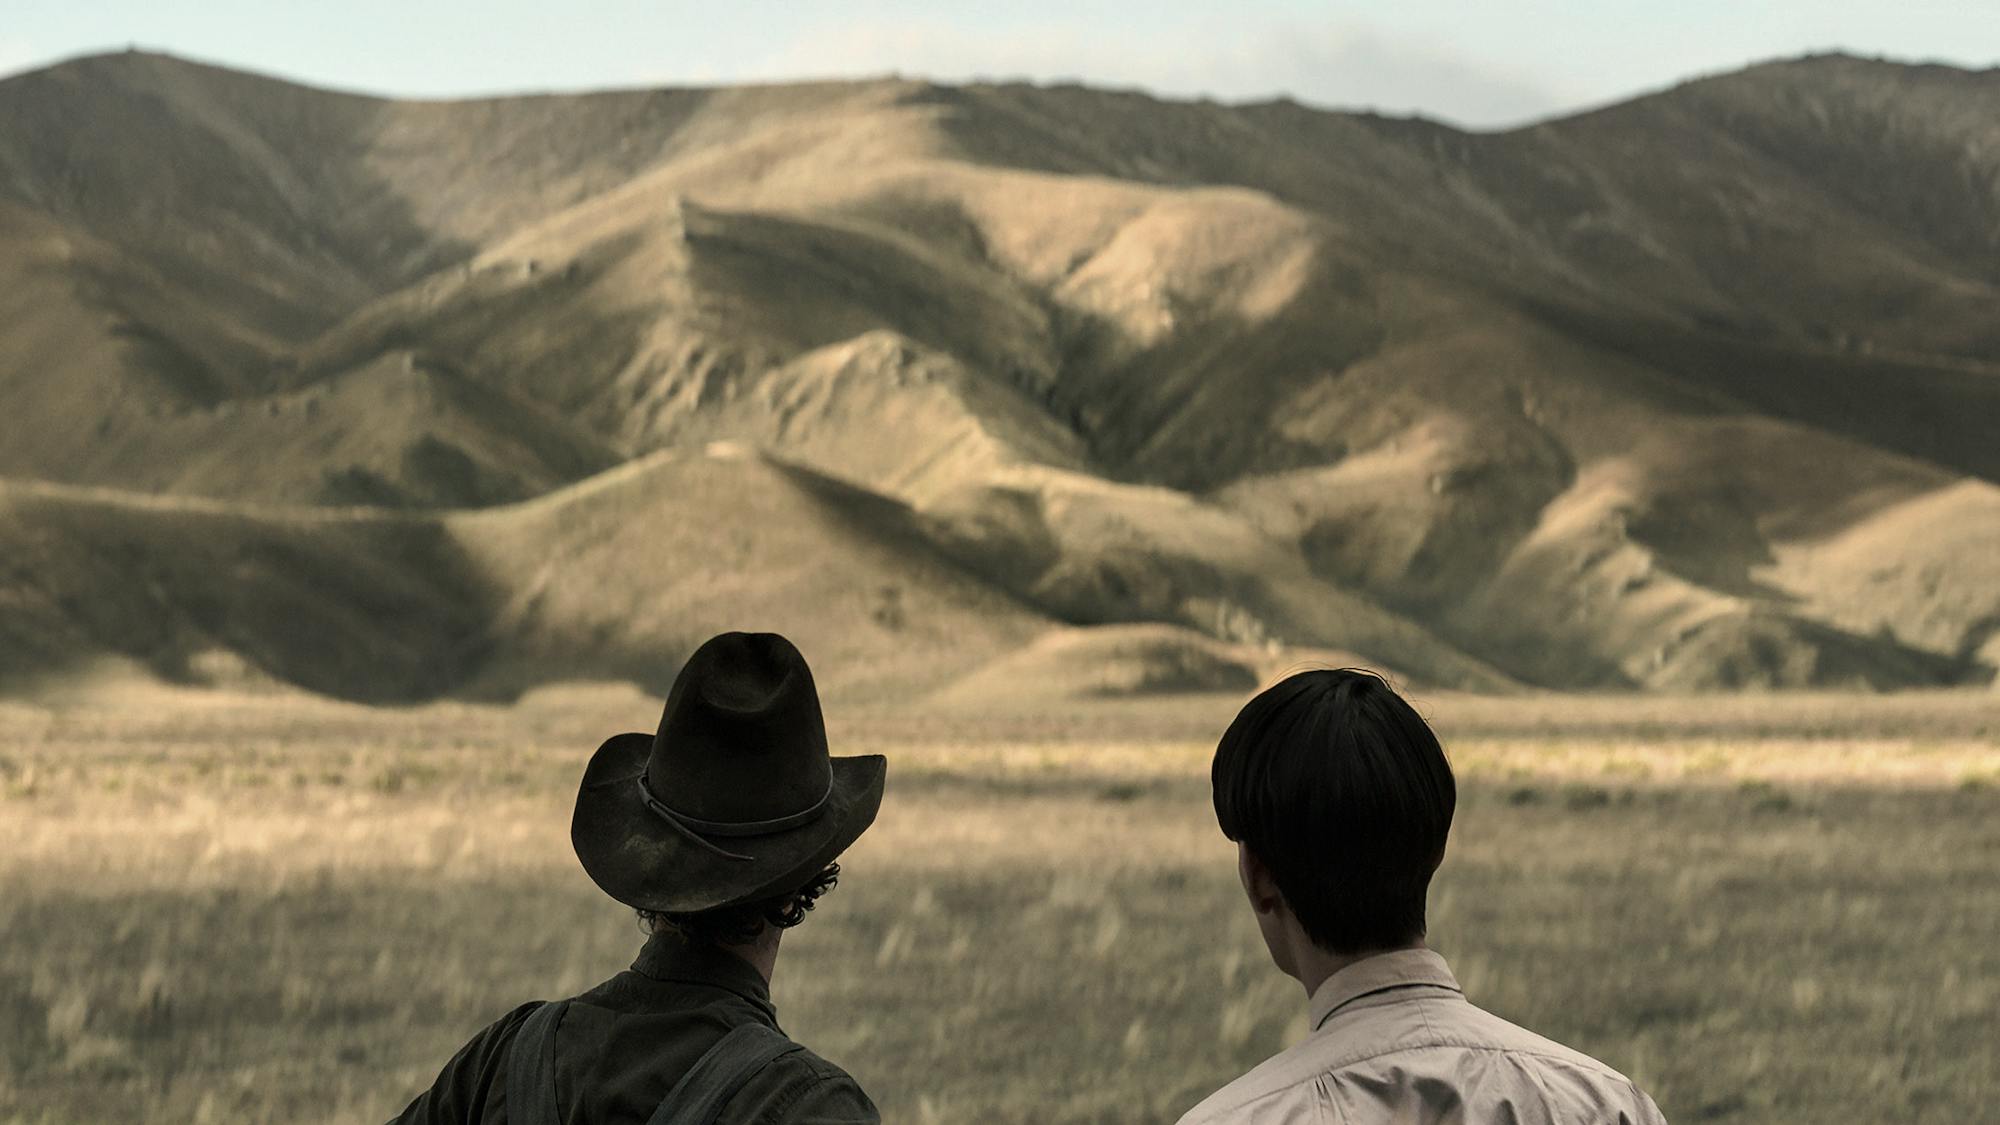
(391, 632), (887, 1124)
(1177, 668), (1665, 1125)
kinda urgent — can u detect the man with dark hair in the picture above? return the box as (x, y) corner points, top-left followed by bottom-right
(392, 632), (885, 1124)
(1178, 669), (1666, 1124)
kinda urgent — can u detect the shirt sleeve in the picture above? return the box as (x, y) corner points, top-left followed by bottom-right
(1627, 1082), (1670, 1125)
(385, 1002), (541, 1125)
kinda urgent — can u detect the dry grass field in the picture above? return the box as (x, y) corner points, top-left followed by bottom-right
(3, 684), (1998, 1123)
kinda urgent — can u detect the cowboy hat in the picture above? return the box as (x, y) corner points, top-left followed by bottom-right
(572, 632), (886, 914)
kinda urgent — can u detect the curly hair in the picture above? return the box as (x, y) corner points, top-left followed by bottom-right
(637, 863), (841, 947)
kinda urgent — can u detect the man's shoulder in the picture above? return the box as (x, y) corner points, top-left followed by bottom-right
(724, 1038), (880, 1123)
(764, 1038), (866, 1088)
(1384, 998), (1662, 1121)
(1175, 1038), (1327, 1124)
(1176, 997), (1661, 1124)
(1437, 997), (1644, 1085)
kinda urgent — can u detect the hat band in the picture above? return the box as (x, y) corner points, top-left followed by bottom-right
(636, 773), (834, 863)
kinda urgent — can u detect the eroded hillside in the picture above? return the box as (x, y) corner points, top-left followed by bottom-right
(1, 50), (1995, 696)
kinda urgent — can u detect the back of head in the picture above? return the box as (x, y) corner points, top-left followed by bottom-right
(1212, 669), (1456, 954)
(637, 863), (842, 948)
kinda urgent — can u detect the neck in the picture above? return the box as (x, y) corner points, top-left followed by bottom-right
(1288, 936), (1424, 1001)
(717, 926), (782, 984)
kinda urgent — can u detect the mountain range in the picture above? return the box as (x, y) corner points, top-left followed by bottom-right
(1, 49), (1996, 700)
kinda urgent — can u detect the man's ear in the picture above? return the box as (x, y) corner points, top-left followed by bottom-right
(1237, 841), (1283, 916)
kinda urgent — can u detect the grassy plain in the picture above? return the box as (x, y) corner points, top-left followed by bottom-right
(2, 684), (1997, 1123)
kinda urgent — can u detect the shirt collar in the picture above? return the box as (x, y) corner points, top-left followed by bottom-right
(1308, 947), (1462, 1031)
(630, 929), (777, 1015)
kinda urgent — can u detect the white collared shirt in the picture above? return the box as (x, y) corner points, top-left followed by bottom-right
(1177, 949), (1667, 1124)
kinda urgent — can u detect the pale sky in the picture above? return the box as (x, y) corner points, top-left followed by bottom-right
(2, 0), (1996, 128)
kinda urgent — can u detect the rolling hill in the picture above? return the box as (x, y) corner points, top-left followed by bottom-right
(0, 49), (1994, 698)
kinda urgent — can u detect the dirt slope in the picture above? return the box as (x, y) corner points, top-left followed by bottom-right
(0, 447), (1054, 702)
(447, 444), (1053, 700)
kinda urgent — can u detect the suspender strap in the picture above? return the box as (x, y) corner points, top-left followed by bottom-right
(646, 1022), (804, 1125)
(503, 1000), (568, 1125)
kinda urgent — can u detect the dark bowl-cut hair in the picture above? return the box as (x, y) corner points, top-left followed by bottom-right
(1213, 668), (1455, 954)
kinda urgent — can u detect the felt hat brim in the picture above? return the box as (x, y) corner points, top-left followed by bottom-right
(572, 731), (886, 914)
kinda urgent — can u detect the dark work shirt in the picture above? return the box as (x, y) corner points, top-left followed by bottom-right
(388, 933), (879, 1125)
